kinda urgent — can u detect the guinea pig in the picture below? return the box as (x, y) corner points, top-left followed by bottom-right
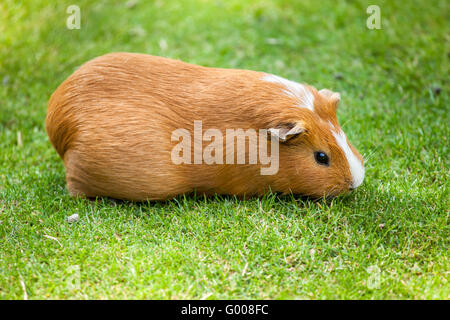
(46, 52), (364, 201)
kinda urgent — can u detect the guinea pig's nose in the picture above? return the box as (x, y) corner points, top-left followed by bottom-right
(349, 187), (355, 191)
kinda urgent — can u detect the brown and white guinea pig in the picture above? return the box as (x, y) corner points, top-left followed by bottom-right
(46, 52), (364, 201)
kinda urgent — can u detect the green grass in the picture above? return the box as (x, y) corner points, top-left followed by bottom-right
(0, 0), (448, 299)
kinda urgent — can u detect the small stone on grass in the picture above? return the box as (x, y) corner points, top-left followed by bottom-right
(67, 213), (79, 223)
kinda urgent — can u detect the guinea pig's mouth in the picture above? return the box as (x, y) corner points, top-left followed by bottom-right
(324, 186), (353, 199)
(290, 184), (355, 200)
(298, 191), (341, 201)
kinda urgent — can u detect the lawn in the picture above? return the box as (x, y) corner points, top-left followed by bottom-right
(0, 0), (448, 299)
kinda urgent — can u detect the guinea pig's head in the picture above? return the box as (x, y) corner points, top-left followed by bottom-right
(262, 76), (364, 198)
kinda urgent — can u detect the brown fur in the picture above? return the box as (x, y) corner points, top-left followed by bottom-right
(46, 53), (363, 200)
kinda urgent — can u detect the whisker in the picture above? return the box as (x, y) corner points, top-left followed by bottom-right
(362, 145), (381, 163)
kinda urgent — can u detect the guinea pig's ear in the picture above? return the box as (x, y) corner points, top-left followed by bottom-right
(319, 89), (340, 111)
(268, 122), (306, 142)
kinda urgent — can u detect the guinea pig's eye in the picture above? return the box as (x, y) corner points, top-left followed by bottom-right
(314, 151), (329, 166)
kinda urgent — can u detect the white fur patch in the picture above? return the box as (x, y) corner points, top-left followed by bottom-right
(332, 130), (365, 189)
(262, 74), (315, 111)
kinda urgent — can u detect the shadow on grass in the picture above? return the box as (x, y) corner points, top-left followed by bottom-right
(40, 165), (365, 213)
(69, 189), (362, 217)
